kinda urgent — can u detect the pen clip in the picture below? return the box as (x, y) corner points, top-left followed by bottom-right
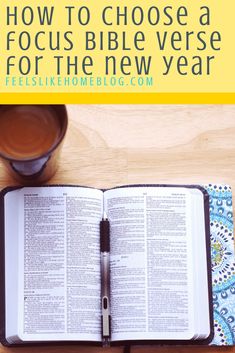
(101, 312), (111, 346)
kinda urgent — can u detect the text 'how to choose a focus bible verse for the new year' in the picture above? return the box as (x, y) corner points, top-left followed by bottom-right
(3, 3), (223, 78)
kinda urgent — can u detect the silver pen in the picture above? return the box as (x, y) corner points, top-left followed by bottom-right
(100, 211), (111, 345)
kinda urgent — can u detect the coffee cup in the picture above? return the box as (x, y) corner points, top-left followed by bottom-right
(0, 105), (68, 184)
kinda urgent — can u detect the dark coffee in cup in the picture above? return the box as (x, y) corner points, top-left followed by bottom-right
(0, 105), (68, 184)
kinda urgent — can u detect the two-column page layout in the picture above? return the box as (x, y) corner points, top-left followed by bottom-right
(1, 185), (213, 346)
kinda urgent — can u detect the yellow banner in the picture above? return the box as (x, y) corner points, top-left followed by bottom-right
(0, 0), (234, 97)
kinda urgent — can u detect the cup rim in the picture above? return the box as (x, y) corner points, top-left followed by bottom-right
(0, 105), (68, 163)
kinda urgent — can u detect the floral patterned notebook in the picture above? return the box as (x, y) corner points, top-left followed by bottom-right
(205, 184), (235, 345)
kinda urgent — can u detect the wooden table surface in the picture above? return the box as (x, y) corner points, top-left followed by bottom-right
(0, 104), (235, 353)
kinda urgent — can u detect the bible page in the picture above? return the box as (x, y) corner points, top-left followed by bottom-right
(5, 186), (103, 343)
(104, 186), (206, 342)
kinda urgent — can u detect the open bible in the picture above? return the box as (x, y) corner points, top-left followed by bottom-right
(0, 185), (213, 346)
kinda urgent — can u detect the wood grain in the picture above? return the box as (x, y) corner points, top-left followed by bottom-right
(0, 104), (235, 353)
